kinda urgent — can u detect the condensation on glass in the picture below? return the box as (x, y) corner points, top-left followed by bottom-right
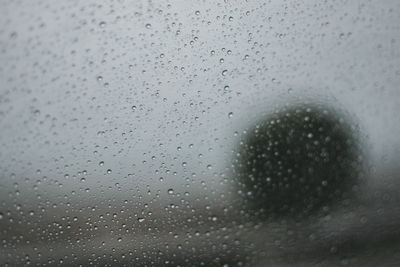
(0, 0), (400, 266)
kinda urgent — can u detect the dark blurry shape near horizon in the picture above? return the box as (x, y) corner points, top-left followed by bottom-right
(1, 0), (400, 266)
(233, 103), (363, 220)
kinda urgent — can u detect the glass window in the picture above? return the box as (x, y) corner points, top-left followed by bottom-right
(1, 0), (400, 266)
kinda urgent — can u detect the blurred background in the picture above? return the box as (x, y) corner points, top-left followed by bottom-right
(1, 0), (400, 266)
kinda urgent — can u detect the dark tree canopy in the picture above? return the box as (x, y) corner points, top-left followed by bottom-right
(233, 104), (362, 219)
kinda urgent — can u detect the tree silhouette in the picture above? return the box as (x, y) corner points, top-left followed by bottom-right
(233, 104), (362, 219)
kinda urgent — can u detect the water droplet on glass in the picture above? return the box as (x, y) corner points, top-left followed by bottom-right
(360, 216), (368, 224)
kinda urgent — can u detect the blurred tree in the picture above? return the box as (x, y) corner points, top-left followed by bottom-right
(233, 104), (362, 219)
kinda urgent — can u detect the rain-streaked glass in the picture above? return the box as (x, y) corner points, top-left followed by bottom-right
(1, 0), (400, 266)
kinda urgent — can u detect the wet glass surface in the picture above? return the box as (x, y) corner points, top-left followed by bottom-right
(1, 0), (400, 266)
